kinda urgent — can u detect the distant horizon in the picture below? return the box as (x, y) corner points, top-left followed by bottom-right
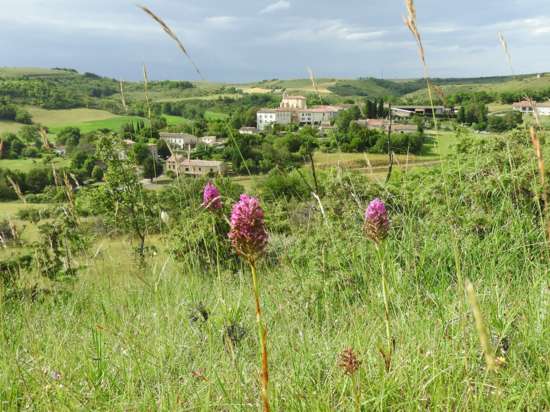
(1, 65), (546, 84)
(2, 0), (550, 82)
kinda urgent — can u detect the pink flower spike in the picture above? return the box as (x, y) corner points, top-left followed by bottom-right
(202, 182), (222, 211)
(364, 198), (390, 243)
(228, 194), (268, 261)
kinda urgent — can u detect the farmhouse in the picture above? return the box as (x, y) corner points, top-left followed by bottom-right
(353, 119), (418, 133)
(391, 105), (452, 118)
(159, 132), (198, 149)
(165, 155), (227, 176)
(256, 93), (345, 131)
(239, 126), (258, 135)
(512, 100), (550, 116)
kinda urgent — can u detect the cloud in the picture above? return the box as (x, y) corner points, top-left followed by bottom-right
(204, 16), (238, 28)
(260, 0), (290, 14)
(273, 19), (385, 43)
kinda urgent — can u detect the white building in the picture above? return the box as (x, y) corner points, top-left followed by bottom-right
(513, 100), (550, 116)
(298, 106), (342, 126)
(239, 127), (258, 135)
(256, 109), (292, 131)
(159, 132), (198, 149)
(256, 94), (344, 131)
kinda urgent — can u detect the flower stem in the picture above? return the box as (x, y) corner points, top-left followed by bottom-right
(352, 372), (361, 412)
(376, 244), (393, 370)
(249, 260), (270, 412)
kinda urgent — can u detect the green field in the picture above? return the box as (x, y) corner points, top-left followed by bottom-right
(0, 67), (74, 79)
(0, 158), (69, 172)
(0, 120), (22, 134)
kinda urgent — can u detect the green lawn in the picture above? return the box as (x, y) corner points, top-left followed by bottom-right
(0, 158), (69, 172)
(0, 120), (22, 135)
(205, 111), (229, 121)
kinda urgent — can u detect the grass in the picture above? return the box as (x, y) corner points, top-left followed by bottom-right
(28, 107), (117, 126)
(1, 107), (191, 136)
(0, 158), (69, 173)
(0, 67), (74, 78)
(1, 152), (549, 409)
(0, 120), (23, 135)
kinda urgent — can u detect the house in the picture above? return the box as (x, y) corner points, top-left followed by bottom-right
(239, 127), (258, 135)
(391, 105), (452, 118)
(159, 132), (198, 149)
(166, 155), (227, 176)
(200, 136), (218, 146)
(256, 93), (345, 131)
(512, 100), (550, 116)
(279, 93), (307, 109)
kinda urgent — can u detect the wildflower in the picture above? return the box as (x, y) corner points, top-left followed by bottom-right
(364, 198), (390, 243)
(202, 182), (222, 211)
(228, 194), (268, 262)
(339, 348), (361, 375)
(228, 194), (271, 411)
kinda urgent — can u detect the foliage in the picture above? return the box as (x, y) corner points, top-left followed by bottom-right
(95, 134), (160, 258)
(142, 156), (164, 182)
(487, 111), (523, 132)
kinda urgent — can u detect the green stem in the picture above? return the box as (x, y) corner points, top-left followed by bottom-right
(249, 260), (270, 412)
(376, 244), (393, 368)
(352, 372), (361, 412)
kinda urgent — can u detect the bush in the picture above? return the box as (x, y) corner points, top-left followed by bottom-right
(257, 169), (311, 201)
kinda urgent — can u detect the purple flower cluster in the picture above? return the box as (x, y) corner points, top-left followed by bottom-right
(202, 182), (222, 211)
(228, 194), (268, 261)
(364, 198), (390, 243)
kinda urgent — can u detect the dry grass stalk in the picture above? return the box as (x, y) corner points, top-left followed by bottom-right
(529, 127), (550, 239)
(527, 97), (541, 128)
(143, 64), (152, 120)
(307, 66), (323, 104)
(498, 32), (514, 75)
(51, 164), (60, 187)
(119, 80), (128, 113)
(39, 128), (51, 150)
(0, 139), (3, 159)
(63, 173), (76, 214)
(403, 0), (438, 130)
(138, 5), (204, 79)
(465, 280), (497, 372)
(7, 176), (25, 203)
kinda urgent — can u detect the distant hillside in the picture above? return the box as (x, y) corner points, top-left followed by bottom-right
(0, 67), (80, 79)
(3, 67), (550, 109)
(402, 73), (550, 103)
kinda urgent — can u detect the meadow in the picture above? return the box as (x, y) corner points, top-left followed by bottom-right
(1, 129), (549, 410)
(1, 3), (549, 409)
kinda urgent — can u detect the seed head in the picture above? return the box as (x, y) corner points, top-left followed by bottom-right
(202, 182), (222, 211)
(364, 198), (390, 243)
(228, 194), (268, 261)
(339, 348), (361, 375)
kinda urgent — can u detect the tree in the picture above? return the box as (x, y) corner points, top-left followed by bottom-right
(131, 142), (151, 165)
(143, 156), (163, 182)
(377, 99), (385, 118)
(456, 106), (466, 123)
(157, 139), (171, 159)
(57, 127), (81, 147)
(96, 135), (158, 259)
(91, 165), (104, 181)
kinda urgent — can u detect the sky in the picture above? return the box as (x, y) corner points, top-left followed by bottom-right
(1, 0), (550, 82)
